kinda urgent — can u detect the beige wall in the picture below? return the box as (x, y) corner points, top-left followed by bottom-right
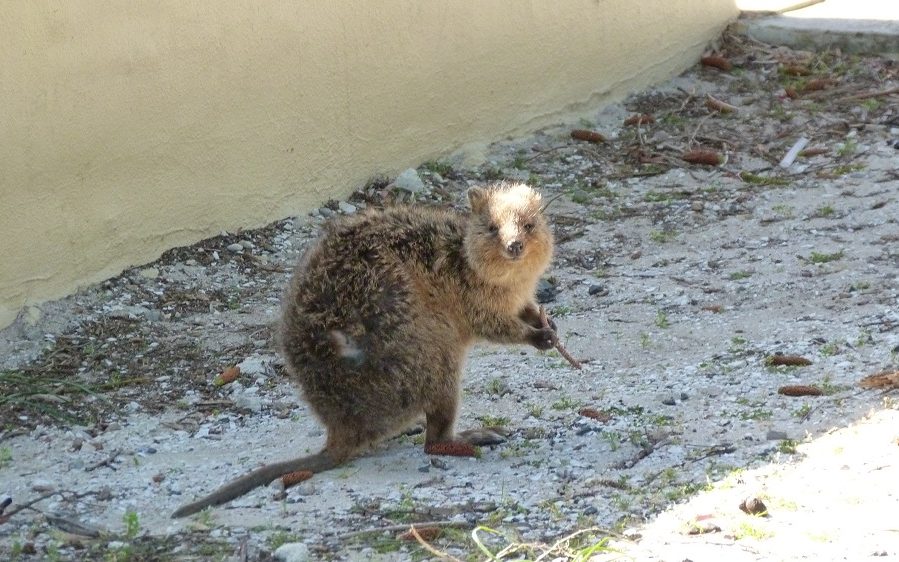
(0, 1), (737, 329)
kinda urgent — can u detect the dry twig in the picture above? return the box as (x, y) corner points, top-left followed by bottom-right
(409, 525), (462, 562)
(337, 520), (469, 540)
(85, 449), (121, 472)
(538, 306), (582, 369)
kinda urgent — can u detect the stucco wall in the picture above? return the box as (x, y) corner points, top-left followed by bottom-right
(0, 1), (738, 329)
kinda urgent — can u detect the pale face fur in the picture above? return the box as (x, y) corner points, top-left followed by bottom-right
(464, 182), (554, 288)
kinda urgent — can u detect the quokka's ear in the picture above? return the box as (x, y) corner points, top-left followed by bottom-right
(467, 186), (489, 214)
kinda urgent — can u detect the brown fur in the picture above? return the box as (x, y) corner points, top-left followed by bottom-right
(171, 182), (554, 518)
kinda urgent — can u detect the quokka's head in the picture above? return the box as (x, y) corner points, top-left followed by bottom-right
(464, 182), (554, 284)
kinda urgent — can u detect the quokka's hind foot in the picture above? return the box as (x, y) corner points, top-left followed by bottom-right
(424, 427), (510, 457)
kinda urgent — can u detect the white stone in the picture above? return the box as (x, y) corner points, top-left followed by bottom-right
(237, 356), (268, 376)
(394, 168), (425, 193)
(138, 267), (159, 279)
(274, 542), (310, 562)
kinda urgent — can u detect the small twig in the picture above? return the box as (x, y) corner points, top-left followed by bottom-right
(706, 94), (738, 114)
(337, 520), (470, 540)
(0, 491), (60, 525)
(534, 527), (616, 562)
(838, 86), (899, 102)
(86, 449), (121, 472)
(538, 306), (582, 370)
(524, 145), (570, 163)
(410, 525), (463, 562)
(0, 429), (28, 443)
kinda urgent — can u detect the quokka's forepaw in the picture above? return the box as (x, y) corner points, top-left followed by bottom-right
(528, 327), (557, 350)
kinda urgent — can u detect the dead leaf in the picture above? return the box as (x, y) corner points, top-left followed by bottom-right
(859, 370), (899, 390)
(214, 365), (240, 387)
(570, 129), (606, 143)
(579, 407), (612, 422)
(398, 526), (442, 542)
(766, 355), (812, 367)
(778, 385), (823, 397)
(701, 55), (732, 71)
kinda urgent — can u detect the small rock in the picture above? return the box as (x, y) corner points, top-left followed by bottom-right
(588, 284), (608, 296)
(138, 267), (159, 279)
(679, 392), (689, 401)
(212, 251), (220, 261)
(505, 168), (531, 182)
(686, 519), (721, 535)
(233, 393), (264, 413)
(661, 397), (676, 406)
(319, 207), (335, 218)
(109, 305), (160, 322)
(430, 457), (449, 470)
(239, 240), (254, 249)
(338, 201), (357, 214)
(395, 168), (425, 193)
(536, 279), (558, 303)
(226, 243), (244, 253)
(237, 357), (268, 377)
(417, 464), (430, 473)
(739, 496), (768, 516)
(274, 542), (310, 562)
(766, 430), (788, 441)
(691, 201), (705, 212)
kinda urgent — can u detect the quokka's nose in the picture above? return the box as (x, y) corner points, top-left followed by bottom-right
(507, 240), (523, 257)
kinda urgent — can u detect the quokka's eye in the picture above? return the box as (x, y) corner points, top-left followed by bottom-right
(524, 223), (535, 232)
(488, 224), (499, 234)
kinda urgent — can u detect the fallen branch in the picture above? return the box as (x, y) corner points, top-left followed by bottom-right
(538, 306), (582, 370)
(86, 449), (121, 472)
(409, 525), (463, 562)
(0, 491), (59, 525)
(337, 520), (470, 541)
(705, 94), (738, 114)
(838, 86), (899, 102)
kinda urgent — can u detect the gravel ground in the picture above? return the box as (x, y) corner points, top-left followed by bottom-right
(1, 29), (897, 561)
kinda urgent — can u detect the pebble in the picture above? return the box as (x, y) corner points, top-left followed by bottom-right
(338, 201), (357, 214)
(319, 207), (335, 218)
(138, 267), (159, 279)
(739, 496), (768, 516)
(588, 284), (607, 296)
(233, 393), (264, 413)
(661, 397), (677, 406)
(109, 305), (161, 322)
(240, 240), (254, 249)
(766, 430), (789, 441)
(274, 542), (310, 562)
(394, 168), (425, 193)
(237, 357), (268, 377)
(227, 243), (244, 253)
